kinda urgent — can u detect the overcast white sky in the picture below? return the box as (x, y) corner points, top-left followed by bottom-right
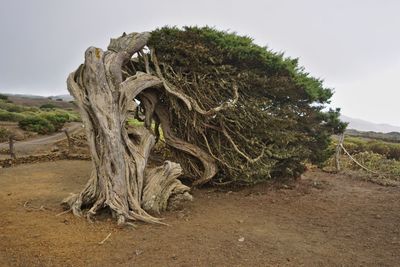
(0, 0), (399, 125)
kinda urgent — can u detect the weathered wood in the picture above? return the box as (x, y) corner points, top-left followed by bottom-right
(64, 32), (192, 225)
(63, 129), (72, 151)
(335, 134), (345, 172)
(9, 136), (16, 159)
(154, 104), (218, 185)
(139, 90), (218, 185)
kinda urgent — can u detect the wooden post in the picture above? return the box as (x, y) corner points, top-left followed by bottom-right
(335, 133), (344, 172)
(9, 135), (16, 159)
(63, 128), (72, 151)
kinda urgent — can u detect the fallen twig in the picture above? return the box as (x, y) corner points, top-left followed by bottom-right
(56, 209), (71, 217)
(99, 232), (112, 245)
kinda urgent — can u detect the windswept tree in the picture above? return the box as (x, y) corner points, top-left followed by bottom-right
(64, 27), (345, 225)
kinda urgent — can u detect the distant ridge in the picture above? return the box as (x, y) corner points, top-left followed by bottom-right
(0, 92), (75, 109)
(48, 94), (73, 101)
(341, 115), (400, 133)
(1, 93), (73, 102)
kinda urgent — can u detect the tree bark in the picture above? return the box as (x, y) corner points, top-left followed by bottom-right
(335, 134), (344, 172)
(64, 32), (191, 225)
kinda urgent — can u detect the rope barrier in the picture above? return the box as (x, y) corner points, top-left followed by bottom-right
(340, 144), (380, 175)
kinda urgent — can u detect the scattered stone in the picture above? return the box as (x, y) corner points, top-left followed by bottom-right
(238, 237), (245, 242)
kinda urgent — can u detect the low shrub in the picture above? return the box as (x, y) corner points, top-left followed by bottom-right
(40, 103), (57, 109)
(40, 112), (69, 131)
(0, 127), (11, 142)
(343, 136), (400, 161)
(19, 116), (55, 134)
(0, 110), (26, 122)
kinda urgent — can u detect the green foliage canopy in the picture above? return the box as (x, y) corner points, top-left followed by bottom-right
(140, 27), (345, 183)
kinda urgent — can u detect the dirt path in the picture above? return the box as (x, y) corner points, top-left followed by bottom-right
(0, 122), (82, 156)
(0, 161), (399, 266)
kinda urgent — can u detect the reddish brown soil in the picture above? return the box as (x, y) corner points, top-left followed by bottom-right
(0, 161), (399, 266)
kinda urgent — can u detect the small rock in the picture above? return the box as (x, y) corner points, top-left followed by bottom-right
(238, 237), (245, 242)
(237, 219), (244, 224)
(63, 219), (69, 225)
(375, 214), (381, 219)
(171, 255), (177, 260)
(7, 193), (12, 196)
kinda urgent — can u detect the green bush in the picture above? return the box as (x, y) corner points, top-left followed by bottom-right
(6, 105), (24, 113)
(388, 145), (400, 160)
(0, 127), (11, 142)
(0, 94), (8, 100)
(146, 26), (346, 183)
(40, 103), (57, 109)
(40, 112), (69, 131)
(0, 100), (36, 113)
(0, 110), (26, 122)
(19, 116), (55, 134)
(343, 136), (400, 161)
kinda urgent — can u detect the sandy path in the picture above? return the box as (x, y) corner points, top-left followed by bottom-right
(0, 122), (82, 156)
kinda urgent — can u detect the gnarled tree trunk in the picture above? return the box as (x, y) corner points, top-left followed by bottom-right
(63, 32), (192, 225)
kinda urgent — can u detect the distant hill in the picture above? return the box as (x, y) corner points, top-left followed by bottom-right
(1, 93), (75, 109)
(2, 93), (73, 102)
(48, 94), (74, 102)
(346, 129), (400, 143)
(341, 115), (400, 133)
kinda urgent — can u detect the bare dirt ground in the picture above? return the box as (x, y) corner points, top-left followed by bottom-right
(0, 160), (399, 266)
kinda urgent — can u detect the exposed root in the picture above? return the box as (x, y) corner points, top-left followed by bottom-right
(142, 161), (191, 213)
